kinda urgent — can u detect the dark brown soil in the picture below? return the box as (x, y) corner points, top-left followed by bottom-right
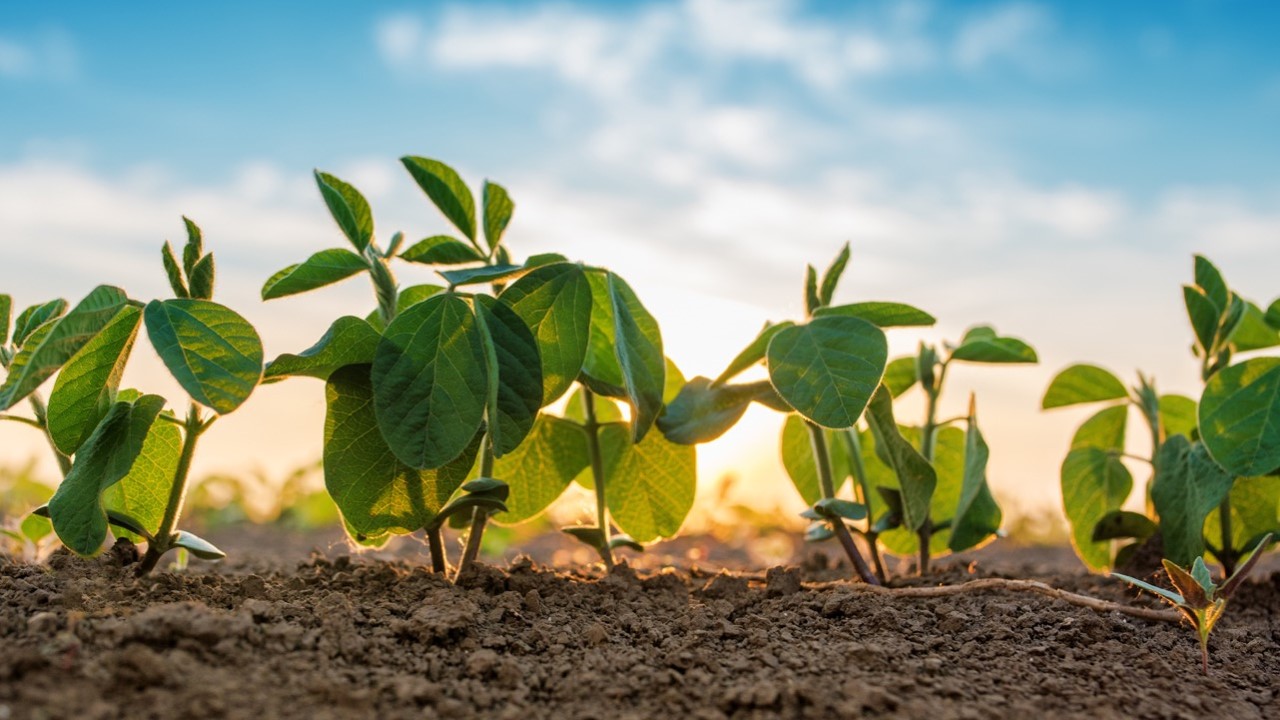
(2, 541), (1279, 720)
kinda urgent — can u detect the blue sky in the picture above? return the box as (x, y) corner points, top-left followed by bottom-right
(2, 0), (1279, 515)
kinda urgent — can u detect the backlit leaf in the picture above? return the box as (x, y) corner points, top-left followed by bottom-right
(494, 416), (589, 523)
(767, 315), (887, 429)
(1159, 394), (1198, 440)
(1091, 510), (1157, 542)
(12, 299), (68, 348)
(780, 413), (850, 506)
(315, 171), (374, 252)
(1199, 358), (1280, 476)
(263, 316), (380, 382)
(101, 413), (183, 542)
(261, 248), (367, 300)
(882, 356), (918, 397)
(482, 181), (514, 251)
(1193, 254), (1229, 312)
(1184, 285), (1219, 354)
(949, 403), (1001, 552)
(46, 305), (142, 455)
(601, 422), (696, 543)
(817, 243), (850, 306)
(144, 299), (263, 415)
(1062, 446), (1132, 572)
(864, 386), (936, 532)
(608, 273), (665, 441)
(813, 302), (936, 328)
(401, 156), (476, 241)
(658, 378), (772, 445)
(1203, 475), (1280, 553)
(713, 321), (794, 386)
(950, 326), (1037, 364)
(1042, 364), (1128, 409)
(500, 263), (592, 404)
(474, 299), (543, 456)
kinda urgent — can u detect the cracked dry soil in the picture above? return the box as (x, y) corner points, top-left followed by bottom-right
(2, 549), (1279, 720)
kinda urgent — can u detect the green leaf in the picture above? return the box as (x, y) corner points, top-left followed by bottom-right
(500, 263), (593, 404)
(20, 512), (52, 543)
(188, 254), (216, 301)
(1151, 436), (1235, 566)
(0, 286), (129, 411)
(1061, 446), (1132, 572)
(1199, 358), (1280, 476)
(101, 414), (183, 542)
(814, 497), (866, 521)
(601, 422), (696, 542)
(438, 263), (529, 287)
(1090, 510), (1157, 542)
(181, 217), (204, 276)
(1228, 301), (1280, 353)
(882, 356), (918, 397)
(1042, 364), (1128, 409)
(161, 242), (189, 298)
(1266, 299), (1280, 330)
(580, 271), (626, 394)
(767, 315), (887, 429)
(864, 386), (936, 532)
(261, 248), (367, 300)
(658, 378), (772, 445)
(1071, 403), (1129, 451)
(401, 156), (476, 241)
(371, 294), (487, 469)
(474, 299), (543, 457)
(1203, 475), (1280, 553)
(325, 365), (478, 538)
(493, 416), (590, 523)
(563, 387), (624, 425)
(144, 299), (264, 415)
(813, 302), (936, 328)
(482, 181), (514, 251)
(264, 316), (381, 383)
(1184, 285), (1220, 355)
(608, 273), (665, 441)
(46, 395), (165, 555)
(877, 425), (965, 556)
(817, 243), (850, 306)
(172, 531), (225, 560)
(713, 321), (795, 387)
(1193, 255), (1229, 312)
(1160, 394), (1198, 440)
(804, 265), (820, 315)
(1110, 572), (1186, 606)
(315, 171), (374, 252)
(1221, 532), (1275, 598)
(950, 326), (1037, 364)
(12, 299), (68, 348)
(1163, 560), (1210, 609)
(0, 294), (10, 346)
(400, 235), (486, 265)
(46, 306), (142, 455)
(950, 402), (1001, 552)
(780, 413), (850, 506)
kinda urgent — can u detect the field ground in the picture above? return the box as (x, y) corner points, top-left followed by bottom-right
(2, 532), (1279, 719)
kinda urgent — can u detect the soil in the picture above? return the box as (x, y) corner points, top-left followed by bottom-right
(2, 536), (1279, 720)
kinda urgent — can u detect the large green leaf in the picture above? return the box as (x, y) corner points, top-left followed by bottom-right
(1203, 475), (1280, 552)
(264, 316), (381, 382)
(261, 248), (367, 300)
(474, 299), (543, 457)
(949, 326), (1037, 364)
(767, 315), (887, 429)
(608, 273), (665, 441)
(46, 306), (142, 455)
(371, 294), (487, 469)
(713, 321), (794, 386)
(780, 413), (850, 506)
(482, 181), (514, 251)
(400, 235), (485, 265)
(315, 171), (374, 252)
(46, 395), (165, 555)
(1150, 435), (1235, 566)
(401, 156), (476, 241)
(1042, 364), (1128, 409)
(601, 422), (696, 543)
(1199, 358), (1280, 476)
(144, 299), (263, 415)
(658, 378), (772, 445)
(0, 286), (130, 411)
(950, 405), (1001, 552)
(500, 263), (592, 404)
(813, 302), (936, 328)
(11, 299), (67, 348)
(864, 386), (935, 532)
(101, 412), (183, 542)
(494, 416), (589, 523)
(325, 365), (477, 541)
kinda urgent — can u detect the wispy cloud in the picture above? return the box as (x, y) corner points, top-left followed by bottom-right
(0, 29), (76, 81)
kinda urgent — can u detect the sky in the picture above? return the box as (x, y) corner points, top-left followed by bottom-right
(2, 0), (1279, 522)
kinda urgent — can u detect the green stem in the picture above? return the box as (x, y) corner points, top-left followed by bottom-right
(457, 437), (496, 577)
(916, 361), (947, 576)
(27, 393), (71, 478)
(807, 421), (877, 585)
(841, 428), (887, 583)
(582, 387), (613, 569)
(427, 527), (448, 574)
(0, 413), (44, 430)
(368, 252), (399, 326)
(136, 404), (204, 576)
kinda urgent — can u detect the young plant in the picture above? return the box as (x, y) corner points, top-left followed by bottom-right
(264, 157), (689, 573)
(1046, 255), (1280, 574)
(1, 219), (263, 574)
(1113, 533), (1272, 673)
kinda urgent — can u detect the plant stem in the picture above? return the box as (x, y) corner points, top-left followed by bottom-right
(807, 421), (877, 585)
(917, 361), (947, 576)
(842, 429), (887, 583)
(367, 251), (400, 326)
(27, 393), (71, 478)
(137, 403), (203, 576)
(457, 437), (497, 578)
(427, 527), (448, 574)
(582, 387), (613, 569)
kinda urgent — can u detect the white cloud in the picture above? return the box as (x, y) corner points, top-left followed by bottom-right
(0, 30), (76, 81)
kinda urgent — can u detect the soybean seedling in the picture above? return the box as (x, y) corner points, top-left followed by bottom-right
(2, 219), (263, 574)
(1113, 533), (1273, 673)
